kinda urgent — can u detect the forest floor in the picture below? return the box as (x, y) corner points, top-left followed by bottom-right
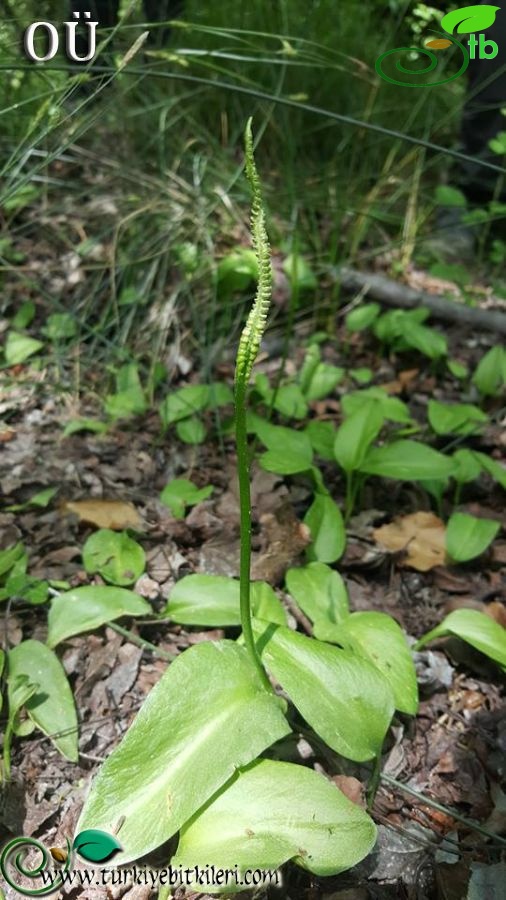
(1, 287), (506, 899)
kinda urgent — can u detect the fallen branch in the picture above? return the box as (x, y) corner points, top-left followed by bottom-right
(339, 267), (506, 336)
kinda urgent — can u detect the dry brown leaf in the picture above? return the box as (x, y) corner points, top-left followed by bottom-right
(62, 499), (142, 530)
(373, 511), (447, 572)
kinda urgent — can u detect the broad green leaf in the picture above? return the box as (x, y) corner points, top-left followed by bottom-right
(2, 555), (48, 605)
(0, 542), (24, 578)
(471, 451), (506, 489)
(299, 343), (321, 391)
(73, 830), (122, 863)
(345, 303), (380, 333)
(489, 132), (506, 156)
(255, 622), (394, 761)
(259, 424), (313, 475)
(285, 562), (349, 628)
(217, 248), (258, 293)
(283, 254), (317, 290)
(359, 440), (456, 481)
(399, 320), (447, 360)
(435, 186), (467, 208)
(441, 5), (500, 35)
(447, 359), (469, 379)
(342, 389), (411, 425)
(304, 495), (345, 564)
(174, 759), (376, 886)
(160, 385), (209, 427)
(104, 390), (146, 420)
(373, 308), (429, 345)
(82, 530), (145, 586)
(446, 512), (500, 562)
(273, 384), (308, 419)
(12, 301), (36, 330)
(472, 346), (506, 396)
(250, 582), (287, 626)
(350, 368), (373, 385)
(208, 382), (234, 407)
(7, 640), (78, 761)
(305, 420), (336, 461)
(5, 331), (44, 365)
(47, 586), (151, 647)
(339, 612), (418, 716)
(77, 640), (290, 863)
(334, 401), (384, 473)
(166, 575), (286, 627)
(160, 479), (214, 519)
(452, 449), (483, 484)
(416, 609), (506, 668)
(303, 363), (344, 403)
(176, 416), (206, 444)
(428, 400), (487, 436)
(43, 313), (77, 340)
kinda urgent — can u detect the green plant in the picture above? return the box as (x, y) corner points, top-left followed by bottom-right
(446, 512), (500, 563)
(160, 479), (215, 519)
(472, 345), (506, 397)
(75, 122), (418, 889)
(416, 609), (506, 672)
(159, 382), (233, 444)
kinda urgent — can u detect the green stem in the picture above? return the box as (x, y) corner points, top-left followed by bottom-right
(235, 383), (272, 692)
(107, 622), (176, 661)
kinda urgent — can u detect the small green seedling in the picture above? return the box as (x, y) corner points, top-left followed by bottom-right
(104, 362), (147, 420)
(83, 529), (146, 586)
(159, 382), (233, 444)
(160, 479), (214, 519)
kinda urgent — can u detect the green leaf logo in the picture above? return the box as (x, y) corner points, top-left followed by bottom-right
(73, 829), (122, 863)
(441, 5), (500, 34)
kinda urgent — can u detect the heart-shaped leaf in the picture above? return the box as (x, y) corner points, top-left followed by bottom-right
(82, 529), (146, 586)
(77, 640), (290, 863)
(442, 5), (500, 35)
(255, 622), (394, 761)
(7, 640), (78, 761)
(416, 609), (506, 669)
(73, 830), (122, 863)
(47, 586), (151, 647)
(174, 759), (376, 887)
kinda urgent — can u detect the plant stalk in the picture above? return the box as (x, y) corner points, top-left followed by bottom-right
(235, 381), (272, 692)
